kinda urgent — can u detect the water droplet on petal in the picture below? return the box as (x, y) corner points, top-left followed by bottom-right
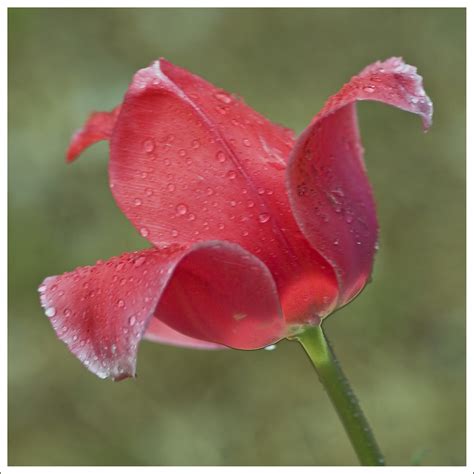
(258, 213), (270, 223)
(269, 161), (285, 171)
(192, 139), (200, 149)
(264, 344), (276, 351)
(134, 198), (142, 207)
(247, 200), (255, 208)
(45, 307), (56, 318)
(176, 203), (188, 216)
(243, 138), (251, 147)
(134, 256), (146, 267)
(178, 149), (186, 157)
(333, 239), (340, 246)
(140, 227), (149, 238)
(167, 183), (176, 192)
(117, 299), (125, 308)
(187, 213), (196, 221)
(233, 312), (247, 321)
(227, 170), (237, 180)
(171, 229), (179, 237)
(257, 188), (265, 195)
(129, 316), (136, 326)
(215, 92), (232, 104)
(216, 151), (226, 163)
(145, 188), (153, 197)
(143, 139), (155, 153)
(363, 85), (375, 93)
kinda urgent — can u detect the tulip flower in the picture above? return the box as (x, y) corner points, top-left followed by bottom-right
(39, 57), (431, 465)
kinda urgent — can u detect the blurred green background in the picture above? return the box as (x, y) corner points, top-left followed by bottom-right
(8, 8), (465, 466)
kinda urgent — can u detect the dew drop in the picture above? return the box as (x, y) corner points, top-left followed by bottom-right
(178, 149), (187, 157)
(38, 285), (46, 293)
(187, 213), (196, 221)
(64, 308), (71, 317)
(134, 198), (142, 207)
(264, 344), (276, 351)
(117, 299), (125, 308)
(363, 85), (375, 93)
(258, 213), (270, 223)
(269, 161), (285, 171)
(134, 256), (146, 267)
(140, 227), (149, 238)
(167, 183), (176, 192)
(145, 188), (153, 197)
(233, 312), (247, 321)
(243, 138), (251, 147)
(227, 170), (237, 180)
(333, 239), (340, 246)
(216, 151), (226, 163)
(206, 187), (214, 196)
(215, 92), (232, 104)
(176, 203), (188, 216)
(129, 316), (136, 326)
(192, 139), (200, 149)
(247, 200), (255, 208)
(171, 229), (179, 237)
(257, 188), (265, 195)
(45, 307), (56, 318)
(143, 139), (155, 153)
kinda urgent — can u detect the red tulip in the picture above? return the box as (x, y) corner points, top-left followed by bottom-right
(39, 57), (432, 380)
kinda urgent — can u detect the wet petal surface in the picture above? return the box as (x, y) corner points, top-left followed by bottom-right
(287, 57), (433, 305)
(108, 59), (338, 323)
(39, 241), (284, 380)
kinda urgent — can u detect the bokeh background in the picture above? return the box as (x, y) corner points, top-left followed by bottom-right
(8, 8), (465, 466)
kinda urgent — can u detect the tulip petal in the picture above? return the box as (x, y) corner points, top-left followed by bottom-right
(39, 241), (284, 380)
(287, 57), (433, 305)
(144, 319), (225, 350)
(108, 59), (339, 324)
(66, 106), (121, 162)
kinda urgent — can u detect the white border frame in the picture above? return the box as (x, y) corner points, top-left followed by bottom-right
(3, 2), (469, 473)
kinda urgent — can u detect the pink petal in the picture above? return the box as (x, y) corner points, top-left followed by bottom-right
(39, 242), (284, 380)
(108, 59), (338, 324)
(66, 106), (121, 162)
(287, 57), (433, 306)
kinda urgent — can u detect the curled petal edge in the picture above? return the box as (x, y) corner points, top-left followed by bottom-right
(66, 106), (121, 162)
(287, 57), (432, 306)
(39, 241), (285, 381)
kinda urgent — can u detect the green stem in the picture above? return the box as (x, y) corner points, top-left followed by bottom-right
(295, 325), (385, 466)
